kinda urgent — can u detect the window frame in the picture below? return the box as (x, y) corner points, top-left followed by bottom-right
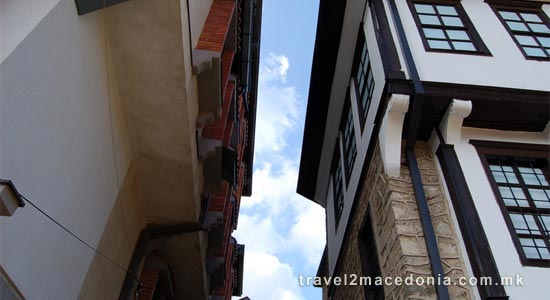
(473, 140), (550, 267)
(331, 142), (345, 228)
(339, 91), (358, 183)
(487, 1), (550, 61)
(351, 27), (376, 132)
(407, 0), (491, 55)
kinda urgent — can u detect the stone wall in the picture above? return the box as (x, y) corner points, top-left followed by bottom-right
(330, 142), (472, 300)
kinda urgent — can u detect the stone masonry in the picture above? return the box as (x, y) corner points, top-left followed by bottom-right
(329, 142), (472, 300)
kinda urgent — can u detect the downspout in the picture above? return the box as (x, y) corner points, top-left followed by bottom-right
(118, 197), (210, 300)
(386, 1), (450, 299)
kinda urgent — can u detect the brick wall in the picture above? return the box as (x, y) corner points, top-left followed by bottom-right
(330, 142), (473, 300)
(196, 0), (236, 52)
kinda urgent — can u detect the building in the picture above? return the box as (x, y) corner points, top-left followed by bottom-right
(298, 0), (549, 299)
(0, 0), (262, 299)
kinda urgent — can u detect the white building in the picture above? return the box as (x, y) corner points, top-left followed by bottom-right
(0, 0), (262, 299)
(298, 0), (550, 299)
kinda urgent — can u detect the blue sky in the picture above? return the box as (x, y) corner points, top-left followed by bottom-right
(232, 0), (324, 299)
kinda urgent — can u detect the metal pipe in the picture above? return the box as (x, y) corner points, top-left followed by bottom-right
(387, 0), (449, 299)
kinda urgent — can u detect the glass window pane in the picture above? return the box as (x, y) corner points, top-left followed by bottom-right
(420, 15), (441, 25)
(436, 5), (458, 16)
(500, 11), (520, 21)
(447, 30), (470, 41)
(529, 188), (549, 201)
(505, 171), (519, 184)
(536, 174), (549, 186)
(520, 13), (542, 23)
(490, 165), (502, 171)
(415, 4), (435, 14)
(424, 28), (446, 39)
(538, 37), (550, 47)
(511, 213), (528, 232)
(525, 46), (548, 57)
(528, 23), (550, 34)
(522, 173), (543, 185)
(520, 238), (535, 246)
(492, 171), (507, 183)
(452, 41), (476, 51)
(540, 248), (550, 259)
(428, 39), (451, 49)
(523, 246), (541, 259)
(525, 215), (540, 234)
(516, 35), (538, 46)
(442, 16), (463, 27)
(511, 188), (527, 199)
(507, 21), (529, 32)
(499, 186), (513, 198)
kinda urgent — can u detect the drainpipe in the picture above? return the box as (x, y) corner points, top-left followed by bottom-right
(387, 1), (450, 299)
(119, 197), (210, 300)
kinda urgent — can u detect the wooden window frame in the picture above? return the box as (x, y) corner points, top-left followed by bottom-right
(339, 91), (358, 183)
(407, 0), (492, 56)
(351, 27), (376, 133)
(358, 207), (385, 300)
(331, 142), (345, 228)
(487, 0), (550, 61)
(473, 140), (550, 267)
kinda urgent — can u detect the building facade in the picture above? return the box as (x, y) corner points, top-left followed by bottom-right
(298, 0), (549, 299)
(0, 0), (262, 299)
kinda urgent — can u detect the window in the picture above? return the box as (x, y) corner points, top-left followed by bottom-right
(492, 6), (550, 60)
(352, 29), (375, 131)
(332, 145), (344, 225)
(359, 209), (384, 300)
(341, 92), (358, 179)
(475, 142), (550, 267)
(408, 1), (490, 54)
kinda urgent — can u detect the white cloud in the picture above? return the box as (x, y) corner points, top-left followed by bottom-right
(254, 53), (300, 154)
(234, 52), (325, 299)
(238, 251), (304, 300)
(288, 204), (326, 269)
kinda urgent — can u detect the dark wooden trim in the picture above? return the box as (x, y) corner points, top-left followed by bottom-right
(340, 90), (358, 184)
(436, 143), (509, 299)
(74, 0), (130, 15)
(406, 0), (492, 56)
(471, 140), (550, 157)
(472, 142), (550, 268)
(297, 0), (348, 200)
(358, 206), (385, 300)
(370, 0), (406, 80)
(328, 83), (390, 297)
(485, 0), (543, 9)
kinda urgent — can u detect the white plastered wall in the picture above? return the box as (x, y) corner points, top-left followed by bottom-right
(394, 0), (550, 91)
(0, 0), (133, 299)
(325, 3), (390, 277)
(450, 127), (550, 299)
